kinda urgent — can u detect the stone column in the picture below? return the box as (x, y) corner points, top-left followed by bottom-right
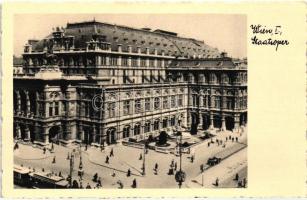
(221, 115), (226, 131)
(43, 127), (49, 144)
(99, 126), (105, 145)
(222, 96), (227, 110)
(26, 91), (31, 116)
(35, 96), (39, 117)
(17, 92), (21, 115)
(16, 124), (21, 139)
(91, 125), (96, 144)
(209, 113), (214, 129)
(24, 125), (30, 141)
(198, 113), (203, 130)
(186, 113), (191, 129)
(78, 124), (84, 141)
(233, 114), (240, 133)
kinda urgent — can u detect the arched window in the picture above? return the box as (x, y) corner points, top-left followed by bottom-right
(215, 96), (221, 109)
(135, 99), (142, 113)
(154, 97), (160, 110)
(154, 119), (160, 130)
(144, 121), (151, 133)
(162, 118), (168, 128)
(163, 96), (169, 109)
(134, 123), (141, 135)
(170, 116), (176, 126)
(123, 126), (130, 138)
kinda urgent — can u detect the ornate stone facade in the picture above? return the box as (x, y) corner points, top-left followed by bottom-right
(13, 20), (247, 146)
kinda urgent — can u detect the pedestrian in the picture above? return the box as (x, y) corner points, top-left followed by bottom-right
(238, 180), (242, 187)
(191, 155), (194, 163)
(42, 168), (45, 172)
(111, 170), (116, 177)
(93, 173), (98, 182)
(139, 153), (142, 160)
(200, 164), (204, 173)
(155, 163), (158, 171)
(67, 152), (70, 160)
(59, 171), (62, 177)
(132, 178), (137, 188)
(105, 156), (109, 164)
(117, 180), (123, 189)
(215, 177), (219, 187)
(110, 148), (114, 157)
(226, 137), (228, 142)
(235, 173), (239, 181)
(236, 137), (238, 142)
(85, 144), (88, 151)
(52, 156), (56, 163)
(216, 138), (219, 143)
(174, 162), (177, 171)
(43, 147), (46, 154)
(127, 168), (131, 177)
(86, 183), (91, 189)
(207, 142), (210, 147)
(229, 135), (231, 140)
(243, 178), (247, 187)
(232, 137), (234, 142)
(97, 177), (102, 187)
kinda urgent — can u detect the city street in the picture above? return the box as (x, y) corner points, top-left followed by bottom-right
(14, 128), (247, 188)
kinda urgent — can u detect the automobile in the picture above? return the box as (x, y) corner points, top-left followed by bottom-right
(206, 156), (221, 166)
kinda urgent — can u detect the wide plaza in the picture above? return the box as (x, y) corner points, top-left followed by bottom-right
(14, 126), (247, 189)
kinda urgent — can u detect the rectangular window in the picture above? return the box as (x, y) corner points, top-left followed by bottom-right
(141, 59), (146, 67)
(178, 95), (183, 107)
(163, 96), (169, 109)
(132, 58), (138, 67)
(122, 57), (128, 66)
(101, 56), (107, 65)
(110, 57), (117, 66)
(108, 102), (116, 118)
(215, 96), (221, 109)
(171, 96), (176, 108)
(54, 102), (59, 116)
(49, 104), (53, 117)
(145, 98), (151, 111)
(123, 100), (130, 115)
(149, 59), (154, 67)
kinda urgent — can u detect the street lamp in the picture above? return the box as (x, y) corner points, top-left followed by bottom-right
(68, 153), (74, 188)
(142, 142), (146, 176)
(175, 131), (186, 188)
(78, 153), (84, 179)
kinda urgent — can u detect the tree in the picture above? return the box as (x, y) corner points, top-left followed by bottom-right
(157, 131), (168, 145)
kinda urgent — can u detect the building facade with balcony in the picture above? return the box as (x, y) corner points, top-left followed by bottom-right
(13, 20), (247, 146)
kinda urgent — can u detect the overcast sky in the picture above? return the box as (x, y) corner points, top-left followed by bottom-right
(14, 14), (246, 58)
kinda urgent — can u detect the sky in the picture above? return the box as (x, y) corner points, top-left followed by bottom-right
(14, 14), (247, 58)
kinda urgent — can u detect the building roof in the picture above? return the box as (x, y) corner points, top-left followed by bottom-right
(168, 58), (247, 70)
(31, 20), (221, 58)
